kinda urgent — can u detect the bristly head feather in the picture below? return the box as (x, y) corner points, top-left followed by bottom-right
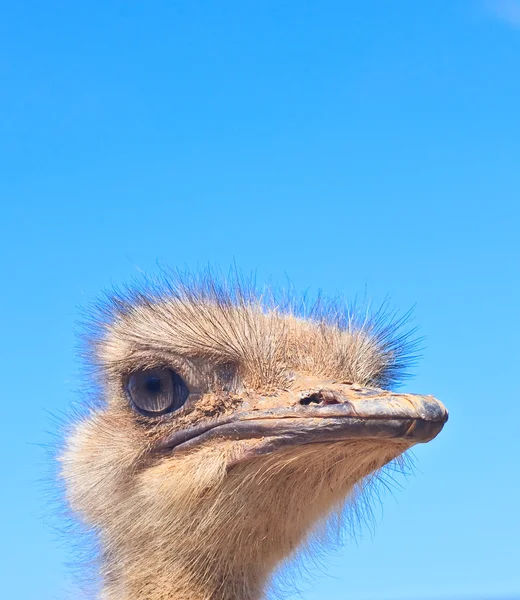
(80, 267), (421, 394)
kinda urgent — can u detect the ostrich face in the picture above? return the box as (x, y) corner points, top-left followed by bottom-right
(61, 285), (447, 598)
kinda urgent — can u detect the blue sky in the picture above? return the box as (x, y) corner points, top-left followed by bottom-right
(1, 1), (519, 599)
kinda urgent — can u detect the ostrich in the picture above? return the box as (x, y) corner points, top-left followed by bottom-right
(61, 274), (448, 600)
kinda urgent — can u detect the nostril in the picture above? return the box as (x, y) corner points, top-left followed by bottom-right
(300, 393), (322, 405)
(299, 391), (341, 406)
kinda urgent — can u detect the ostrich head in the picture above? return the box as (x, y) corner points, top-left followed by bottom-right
(61, 274), (448, 600)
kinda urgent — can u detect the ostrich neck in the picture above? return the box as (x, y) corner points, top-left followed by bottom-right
(103, 550), (268, 600)
(99, 441), (383, 598)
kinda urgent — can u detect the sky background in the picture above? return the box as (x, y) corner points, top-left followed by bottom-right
(1, 1), (519, 599)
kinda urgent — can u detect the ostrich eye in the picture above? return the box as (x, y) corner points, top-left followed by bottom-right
(126, 368), (189, 415)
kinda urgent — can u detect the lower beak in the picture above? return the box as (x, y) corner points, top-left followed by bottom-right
(157, 386), (448, 457)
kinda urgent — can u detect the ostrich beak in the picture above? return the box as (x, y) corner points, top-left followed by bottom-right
(157, 384), (448, 459)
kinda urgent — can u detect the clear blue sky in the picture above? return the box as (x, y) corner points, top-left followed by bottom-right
(1, 2), (519, 599)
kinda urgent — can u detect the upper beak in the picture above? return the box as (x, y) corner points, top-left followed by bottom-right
(157, 384), (448, 458)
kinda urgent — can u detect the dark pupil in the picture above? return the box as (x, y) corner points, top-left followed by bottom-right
(145, 376), (162, 394)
